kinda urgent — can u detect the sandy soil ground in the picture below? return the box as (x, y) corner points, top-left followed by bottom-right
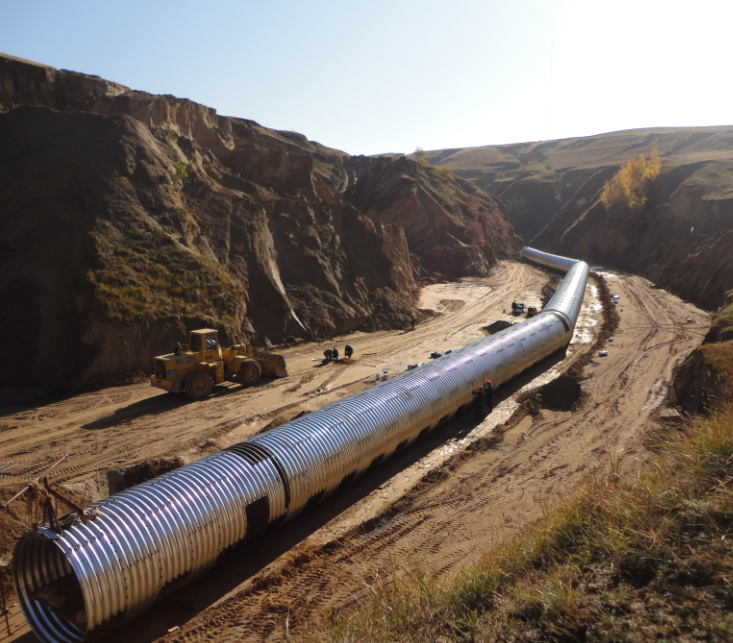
(0, 260), (709, 642)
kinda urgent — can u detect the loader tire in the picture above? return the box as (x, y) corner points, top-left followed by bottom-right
(239, 360), (262, 387)
(185, 371), (214, 400)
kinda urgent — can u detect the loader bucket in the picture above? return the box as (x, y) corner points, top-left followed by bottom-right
(253, 351), (289, 378)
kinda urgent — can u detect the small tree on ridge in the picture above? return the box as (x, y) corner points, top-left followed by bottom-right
(601, 144), (661, 213)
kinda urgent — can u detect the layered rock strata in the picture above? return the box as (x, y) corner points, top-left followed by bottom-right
(0, 54), (519, 389)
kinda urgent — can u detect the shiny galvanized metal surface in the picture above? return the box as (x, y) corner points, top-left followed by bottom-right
(520, 247), (589, 329)
(520, 247), (579, 272)
(13, 248), (588, 643)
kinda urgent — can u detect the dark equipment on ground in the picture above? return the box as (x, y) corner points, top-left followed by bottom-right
(511, 301), (525, 315)
(344, 345), (354, 359)
(150, 329), (288, 400)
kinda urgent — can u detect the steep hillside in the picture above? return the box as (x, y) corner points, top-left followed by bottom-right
(672, 290), (733, 414)
(0, 54), (520, 390)
(425, 128), (733, 310)
(347, 156), (519, 280)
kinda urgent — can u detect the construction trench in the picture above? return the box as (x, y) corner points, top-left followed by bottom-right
(2, 250), (709, 643)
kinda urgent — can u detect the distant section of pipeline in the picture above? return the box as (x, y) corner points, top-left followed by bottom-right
(520, 247), (579, 273)
(13, 249), (589, 643)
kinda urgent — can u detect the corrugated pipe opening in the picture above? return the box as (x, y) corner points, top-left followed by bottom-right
(10, 248), (588, 643)
(14, 531), (87, 643)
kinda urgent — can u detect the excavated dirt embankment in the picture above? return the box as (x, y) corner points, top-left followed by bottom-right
(424, 128), (733, 313)
(0, 53), (520, 392)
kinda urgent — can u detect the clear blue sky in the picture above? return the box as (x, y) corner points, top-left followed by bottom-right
(3, 0), (732, 156)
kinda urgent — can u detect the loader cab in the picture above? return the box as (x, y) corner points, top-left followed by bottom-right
(189, 329), (222, 363)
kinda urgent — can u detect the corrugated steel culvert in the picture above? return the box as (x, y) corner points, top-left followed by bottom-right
(13, 248), (589, 643)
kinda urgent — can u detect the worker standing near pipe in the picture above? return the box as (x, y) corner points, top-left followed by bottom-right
(484, 380), (494, 413)
(472, 383), (485, 420)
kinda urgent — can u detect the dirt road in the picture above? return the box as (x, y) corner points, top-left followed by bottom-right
(0, 261), (708, 642)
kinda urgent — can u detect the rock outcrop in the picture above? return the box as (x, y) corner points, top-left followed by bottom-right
(0, 54), (519, 390)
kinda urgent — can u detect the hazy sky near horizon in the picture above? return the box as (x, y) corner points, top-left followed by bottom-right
(2, 0), (732, 156)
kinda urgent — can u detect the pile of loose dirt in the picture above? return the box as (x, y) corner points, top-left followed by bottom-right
(119, 458), (185, 491)
(534, 373), (583, 411)
(540, 275), (561, 306)
(482, 319), (515, 334)
(0, 509), (24, 605)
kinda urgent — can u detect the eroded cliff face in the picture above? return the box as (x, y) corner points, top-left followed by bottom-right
(347, 157), (520, 280)
(427, 128), (733, 311)
(0, 54), (519, 389)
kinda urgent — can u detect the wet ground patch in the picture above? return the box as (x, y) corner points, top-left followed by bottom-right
(567, 272), (621, 378)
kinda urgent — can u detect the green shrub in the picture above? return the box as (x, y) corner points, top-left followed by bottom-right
(432, 165), (453, 179)
(413, 147), (430, 167)
(172, 161), (189, 184)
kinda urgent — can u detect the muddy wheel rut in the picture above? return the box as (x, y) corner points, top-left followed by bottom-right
(0, 261), (709, 643)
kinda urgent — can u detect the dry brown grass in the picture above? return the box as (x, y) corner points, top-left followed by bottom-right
(302, 401), (733, 643)
(711, 291), (733, 339)
(88, 228), (242, 324)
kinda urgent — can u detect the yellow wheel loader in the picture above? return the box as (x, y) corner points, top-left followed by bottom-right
(150, 329), (288, 400)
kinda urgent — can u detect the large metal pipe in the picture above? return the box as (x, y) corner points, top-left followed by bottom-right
(13, 248), (589, 643)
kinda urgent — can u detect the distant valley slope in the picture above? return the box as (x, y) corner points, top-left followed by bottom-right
(426, 129), (733, 310)
(0, 54), (519, 390)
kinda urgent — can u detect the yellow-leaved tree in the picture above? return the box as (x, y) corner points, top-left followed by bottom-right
(601, 144), (661, 213)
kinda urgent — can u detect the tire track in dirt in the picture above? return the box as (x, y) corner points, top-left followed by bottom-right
(4, 262), (707, 643)
(148, 267), (708, 643)
(0, 262), (542, 495)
